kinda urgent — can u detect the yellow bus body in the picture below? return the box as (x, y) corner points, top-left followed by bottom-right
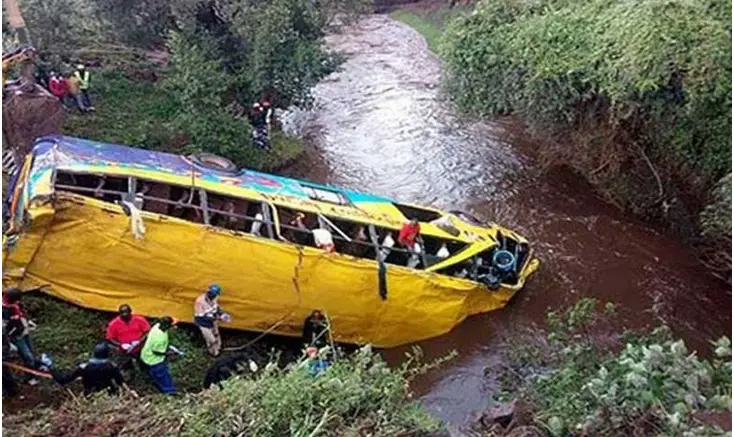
(3, 136), (539, 347)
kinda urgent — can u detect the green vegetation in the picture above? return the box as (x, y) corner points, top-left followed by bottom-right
(5, 335), (442, 437)
(5, 0), (372, 170)
(62, 69), (303, 170)
(21, 293), (214, 394)
(390, 8), (471, 53)
(440, 0), (731, 174)
(497, 299), (732, 436)
(408, 0), (732, 278)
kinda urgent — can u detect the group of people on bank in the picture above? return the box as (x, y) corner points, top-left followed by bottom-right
(2, 284), (331, 399)
(43, 63), (94, 113)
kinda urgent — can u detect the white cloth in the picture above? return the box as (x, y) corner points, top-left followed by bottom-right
(251, 213), (264, 236)
(122, 200), (146, 240)
(379, 234), (395, 261)
(121, 340), (141, 352)
(312, 228), (334, 247)
(437, 244), (450, 259)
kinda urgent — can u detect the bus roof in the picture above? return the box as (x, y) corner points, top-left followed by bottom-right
(31, 136), (484, 242)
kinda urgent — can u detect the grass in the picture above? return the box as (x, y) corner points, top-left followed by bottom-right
(390, 6), (472, 53)
(4, 345), (443, 437)
(6, 295), (446, 437)
(3, 293), (306, 412)
(18, 293), (214, 395)
(61, 69), (304, 171)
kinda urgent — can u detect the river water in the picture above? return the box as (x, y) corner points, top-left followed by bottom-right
(284, 15), (732, 424)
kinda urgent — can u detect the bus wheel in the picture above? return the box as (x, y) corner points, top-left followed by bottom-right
(188, 153), (238, 174)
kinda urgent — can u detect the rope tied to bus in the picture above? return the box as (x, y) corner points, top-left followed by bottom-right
(224, 245), (306, 352)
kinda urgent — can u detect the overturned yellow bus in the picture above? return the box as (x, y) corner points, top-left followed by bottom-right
(3, 136), (539, 347)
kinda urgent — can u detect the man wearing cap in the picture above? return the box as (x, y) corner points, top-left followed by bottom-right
(194, 284), (231, 357)
(140, 316), (180, 395)
(50, 342), (125, 395)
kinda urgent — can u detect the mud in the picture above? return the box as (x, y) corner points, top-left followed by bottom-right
(283, 15), (732, 425)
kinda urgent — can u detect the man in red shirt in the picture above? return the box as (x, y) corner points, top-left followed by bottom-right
(398, 219), (421, 248)
(106, 304), (150, 368)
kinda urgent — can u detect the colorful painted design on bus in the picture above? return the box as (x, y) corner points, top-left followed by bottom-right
(28, 136), (395, 206)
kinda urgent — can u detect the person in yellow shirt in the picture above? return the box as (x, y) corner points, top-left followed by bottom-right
(73, 64), (94, 111)
(67, 71), (88, 113)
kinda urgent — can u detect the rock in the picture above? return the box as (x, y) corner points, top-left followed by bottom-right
(480, 399), (520, 429)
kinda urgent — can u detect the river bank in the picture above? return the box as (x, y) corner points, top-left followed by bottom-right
(60, 68), (304, 172)
(390, 3), (731, 271)
(282, 13), (731, 424)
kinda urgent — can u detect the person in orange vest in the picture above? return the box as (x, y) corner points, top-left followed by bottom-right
(73, 64), (94, 112)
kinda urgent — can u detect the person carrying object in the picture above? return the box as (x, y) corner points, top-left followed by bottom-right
(194, 284), (231, 357)
(106, 304), (150, 369)
(140, 316), (182, 395)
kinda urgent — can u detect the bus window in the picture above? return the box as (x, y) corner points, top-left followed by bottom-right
(317, 215), (376, 260)
(277, 207), (317, 247)
(202, 190), (275, 239)
(54, 171), (129, 204)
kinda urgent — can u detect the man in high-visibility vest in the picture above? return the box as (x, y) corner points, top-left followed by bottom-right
(73, 64), (94, 111)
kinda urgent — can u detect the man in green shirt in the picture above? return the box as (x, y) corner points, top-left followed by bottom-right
(140, 317), (180, 394)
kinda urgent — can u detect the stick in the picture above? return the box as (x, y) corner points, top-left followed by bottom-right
(3, 362), (53, 379)
(638, 144), (664, 205)
(307, 409), (330, 437)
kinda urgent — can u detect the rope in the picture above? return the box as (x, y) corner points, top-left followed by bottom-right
(221, 317), (289, 352)
(222, 246), (305, 353)
(3, 362), (53, 379)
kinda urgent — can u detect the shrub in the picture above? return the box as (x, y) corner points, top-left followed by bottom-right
(440, 0), (731, 214)
(4, 346), (442, 437)
(496, 299), (732, 437)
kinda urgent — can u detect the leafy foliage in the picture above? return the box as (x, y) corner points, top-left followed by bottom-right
(698, 173), (732, 283)
(440, 0), (731, 207)
(15, 0), (101, 54)
(89, 0), (175, 48)
(701, 174), (732, 240)
(161, 0), (365, 167)
(5, 345), (442, 437)
(497, 299), (732, 437)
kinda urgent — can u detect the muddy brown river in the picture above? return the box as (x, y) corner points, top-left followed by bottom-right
(284, 15), (732, 424)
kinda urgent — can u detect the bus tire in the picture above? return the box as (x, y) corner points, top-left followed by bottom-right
(188, 153), (238, 174)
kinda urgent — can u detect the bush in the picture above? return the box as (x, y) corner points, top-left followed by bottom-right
(441, 0), (730, 206)
(698, 174), (732, 283)
(4, 346), (442, 437)
(496, 299), (732, 437)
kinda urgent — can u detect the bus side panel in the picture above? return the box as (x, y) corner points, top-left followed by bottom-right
(17, 199), (476, 346)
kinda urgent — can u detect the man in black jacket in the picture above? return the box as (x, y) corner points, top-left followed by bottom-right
(51, 342), (125, 395)
(302, 310), (329, 348)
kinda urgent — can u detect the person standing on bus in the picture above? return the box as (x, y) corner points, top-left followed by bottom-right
(398, 219), (421, 248)
(398, 219), (423, 268)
